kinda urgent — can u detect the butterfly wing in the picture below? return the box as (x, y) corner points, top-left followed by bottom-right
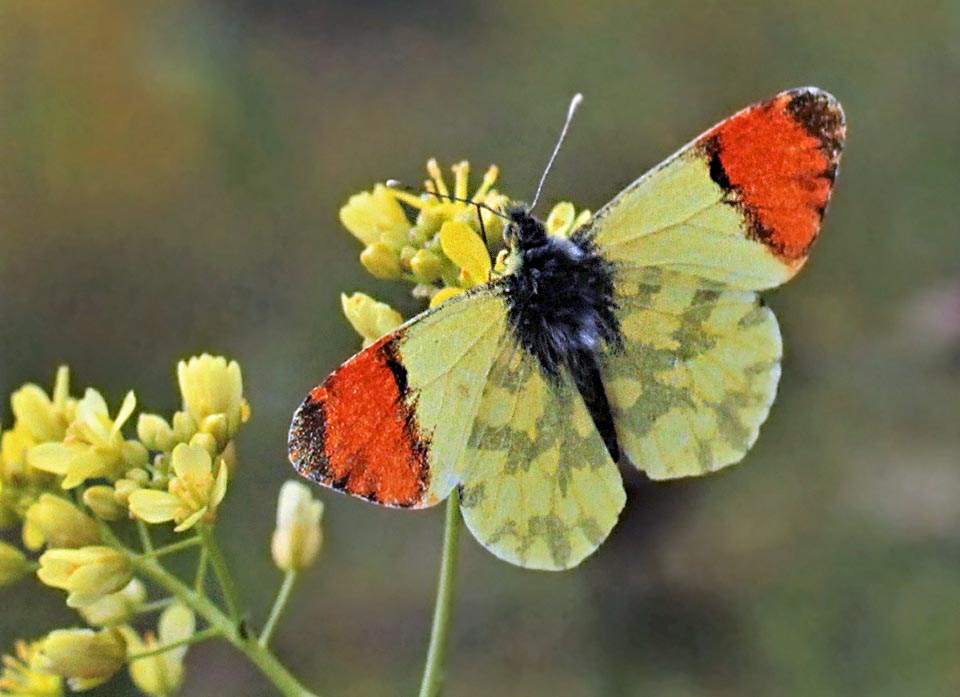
(590, 87), (844, 291)
(602, 267), (781, 479)
(457, 341), (625, 570)
(590, 87), (843, 478)
(289, 287), (509, 508)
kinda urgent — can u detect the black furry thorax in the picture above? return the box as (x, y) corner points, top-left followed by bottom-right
(503, 206), (621, 379)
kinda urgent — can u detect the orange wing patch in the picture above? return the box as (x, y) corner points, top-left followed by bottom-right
(702, 88), (845, 264)
(288, 333), (431, 507)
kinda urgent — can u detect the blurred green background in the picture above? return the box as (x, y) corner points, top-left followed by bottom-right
(2, 1), (959, 695)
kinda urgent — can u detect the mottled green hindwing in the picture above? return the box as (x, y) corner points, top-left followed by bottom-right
(603, 267), (782, 479)
(457, 343), (626, 570)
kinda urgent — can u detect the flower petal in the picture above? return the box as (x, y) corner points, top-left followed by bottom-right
(440, 220), (491, 286)
(128, 491), (181, 524)
(429, 287), (464, 308)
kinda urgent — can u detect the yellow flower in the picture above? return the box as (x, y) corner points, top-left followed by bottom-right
(9, 367), (74, 444)
(22, 494), (100, 551)
(341, 292), (404, 347)
(79, 579), (146, 627)
(340, 183), (410, 247)
(128, 444), (228, 532)
(0, 542), (30, 586)
(544, 201), (591, 238)
(27, 389), (147, 489)
(177, 354), (247, 448)
(81, 486), (125, 522)
(136, 414), (176, 453)
(440, 220), (492, 287)
(0, 640), (63, 697)
(342, 159), (508, 292)
(271, 481), (324, 572)
(122, 604), (195, 696)
(37, 546), (132, 608)
(35, 628), (125, 691)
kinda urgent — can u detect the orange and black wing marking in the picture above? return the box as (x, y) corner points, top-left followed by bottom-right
(701, 87), (845, 264)
(289, 333), (431, 507)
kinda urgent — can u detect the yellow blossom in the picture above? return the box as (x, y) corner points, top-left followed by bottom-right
(271, 481), (324, 572)
(37, 546), (132, 608)
(22, 494), (100, 551)
(27, 389), (146, 489)
(545, 201), (591, 238)
(122, 604), (195, 696)
(136, 414), (177, 453)
(177, 354), (247, 447)
(81, 486), (125, 521)
(0, 542), (30, 586)
(341, 293), (404, 347)
(360, 242), (404, 280)
(339, 183), (410, 247)
(429, 286), (464, 309)
(128, 444), (228, 532)
(9, 367), (74, 444)
(79, 579), (146, 627)
(0, 640), (62, 697)
(440, 220), (492, 287)
(35, 628), (125, 691)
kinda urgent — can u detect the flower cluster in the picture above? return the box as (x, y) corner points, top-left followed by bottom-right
(0, 354), (326, 695)
(338, 158), (591, 344)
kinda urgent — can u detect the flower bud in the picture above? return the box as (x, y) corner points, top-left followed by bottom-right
(38, 546), (133, 607)
(360, 242), (404, 280)
(23, 494), (100, 551)
(177, 354), (245, 446)
(410, 248), (445, 283)
(341, 292), (404, 347)
(137, 413), (176, 452)
(271, 481), (323, 572)
(124, 604), (195, 696)
(83, 485), (125, 521)
(36, 627), (126, 691)
(79, 578), (146, 627)
(0, 541), (30, 586)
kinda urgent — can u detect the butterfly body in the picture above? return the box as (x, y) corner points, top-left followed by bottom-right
(290, 87), (846, 570)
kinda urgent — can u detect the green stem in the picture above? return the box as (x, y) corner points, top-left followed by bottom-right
(259, 571), (297, 647)
(137, 597), (177, 614)
(417, 490), (463, 697)
(136, 519), (155, 554)
(199, 525), (241, 621)
(128, 627), (222, 661)
(195, 545), (209, 592)
(141, 536), (203, 560)
(98, 524), (321, 697)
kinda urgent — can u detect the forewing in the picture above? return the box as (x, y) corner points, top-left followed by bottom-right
(289, 287), (508, 508)
(589, 87), (845, 290)
(457, 342), (626, 570)
(603, 267), (782, 479)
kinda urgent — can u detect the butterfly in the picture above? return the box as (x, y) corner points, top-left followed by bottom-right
(289, 87), (845, 570)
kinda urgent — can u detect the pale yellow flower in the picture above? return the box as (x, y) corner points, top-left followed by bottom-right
(37, 546), (132, 608)
(136, 414), (177, 453)
(81, 485), (125, 522)
(22, 494), (100, 551)
(122, 604), (195, 696)
(35, 628), (125, 691)
(340, 183), (410, 248)
(128, 444), (228, 532)
(79, 579), (146, 627)
(440, 220), (492, 287)
(0, 640), (63, 697)
(177, 354), (247, 447)
(341, 293), (405, 348)
(9, 367), (74, 444)
(0, 541), (30, 586)
(28, 389), (146, 489)
(271, 481), (324, 572)
(544, 201), (591, 238)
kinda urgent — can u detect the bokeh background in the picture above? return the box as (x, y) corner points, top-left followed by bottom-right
(2, 1), (959, 695)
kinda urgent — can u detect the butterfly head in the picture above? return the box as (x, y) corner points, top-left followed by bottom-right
(504, 204), (548, 252)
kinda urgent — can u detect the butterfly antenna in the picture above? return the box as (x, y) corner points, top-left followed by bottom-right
(530, 93), (583, 212)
